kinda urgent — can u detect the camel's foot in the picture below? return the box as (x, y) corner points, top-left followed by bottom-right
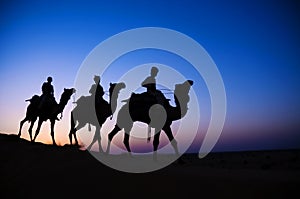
(127, 152), (134, 159)
(176, 157), (186, 165)
(29, 132), (33, 141)
(86, 144), (92, 151)
(105, 143), (111, 154)
(98, 148), (104, 154)
(153, 152), (158, 162)
(32, 134), (37, 142)
(102, 151), (109, 156)
(72, 140), (78, 146)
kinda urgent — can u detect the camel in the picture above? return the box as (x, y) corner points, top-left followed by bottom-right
(18, 88), (76, 145)
(106, 80), (193, 160)
(68, 82), (125, 152)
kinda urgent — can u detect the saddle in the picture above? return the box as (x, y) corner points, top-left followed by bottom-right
(25, 95), (40, 105)
(122, 91), (170, 105)
(75, 95), (108, 107)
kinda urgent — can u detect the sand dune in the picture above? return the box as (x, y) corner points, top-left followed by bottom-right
(0, 133), (299, 198)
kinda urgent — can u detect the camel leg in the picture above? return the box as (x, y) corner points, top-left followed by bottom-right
(28, 117), (37, 141)
(86, 125), (102, 152)
(33, 118), (43, 142)
(69, 130), (73, 145)
(18, 118), (27, 137)
(28, 122), (33, 141)
(73, 121), (87, 146)
(163, 125), (179, 158)
(69, 112), (76, 145)
(50, 119), (57, 145)
(147, 125), (151, 143)
(153, 129), (161, 161)
(123, 127), (133, 155)
(69, 112), (83, 146)
(97, 126), (103, 153)
(106, 125), (121, 154)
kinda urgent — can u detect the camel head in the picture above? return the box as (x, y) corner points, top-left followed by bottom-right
(109, 82), (126, 95)
(59, 88), (76, 105)
(174, 80), (193, 107)
(174, 80), (193, 95)
(108, 82), (126, 115)
(64, 87), (76, 96)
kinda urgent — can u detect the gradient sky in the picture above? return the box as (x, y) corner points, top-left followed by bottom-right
(1, 0), (300, 153)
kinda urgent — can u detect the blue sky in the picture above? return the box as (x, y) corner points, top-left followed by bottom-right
(0, 0), (300, 152)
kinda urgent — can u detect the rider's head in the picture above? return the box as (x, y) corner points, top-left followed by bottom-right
(151, 67), (159, 77)
(94, 75), (100, 83)
(47, 76), (53, 83)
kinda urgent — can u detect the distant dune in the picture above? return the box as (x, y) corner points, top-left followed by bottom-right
(0, 133), (299, 198)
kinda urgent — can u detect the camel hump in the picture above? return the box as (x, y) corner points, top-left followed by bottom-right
(127, 90), (168, 105)
(75, 96), (89, 105)
(131, 92), (153, 102)
(75, 95), (108, 107)
(25, 95), (40, 104)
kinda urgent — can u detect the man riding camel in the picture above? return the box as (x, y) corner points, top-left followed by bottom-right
(141, 66), (166, 142)
(90, 75), (105, 103)
(141, 66), (165, 105)
(39, 76), (57, 109)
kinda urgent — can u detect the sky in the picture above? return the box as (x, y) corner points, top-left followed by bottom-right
(0, 0), (300, 153)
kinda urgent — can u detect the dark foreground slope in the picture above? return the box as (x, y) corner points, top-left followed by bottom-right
(0, 133), (299, 198)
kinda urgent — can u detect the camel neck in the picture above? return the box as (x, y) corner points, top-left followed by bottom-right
(57, 92), (71, 115)
(170, 93), (190, 121)
(109, 91), (118, 115)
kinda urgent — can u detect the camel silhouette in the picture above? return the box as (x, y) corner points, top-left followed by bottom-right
(69, 82), (125, 152)
(18, 88), (76, 145)
(106, 80), (193, 160)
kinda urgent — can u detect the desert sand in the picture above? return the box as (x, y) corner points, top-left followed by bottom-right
(1, 133), (299, 198)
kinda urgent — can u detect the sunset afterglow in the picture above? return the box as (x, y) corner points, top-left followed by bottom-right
(1, 0), (300, 153)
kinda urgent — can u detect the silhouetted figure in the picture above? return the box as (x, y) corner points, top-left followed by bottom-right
(141, 67), (165, 142)
(18, 88), (76, 144)
(42, 76), (54, 96)
(92, 75), (109, 143)
(69, 77), (125, 152)
(106, 79), (194, 161)
(39, 76), (57, 110)
(90, 75), (105, 102)
(141, 66), (158, 95)
(142, 67), (166, 104)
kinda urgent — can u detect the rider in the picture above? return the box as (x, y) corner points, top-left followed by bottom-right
(39, 76), (56, 109)
(141, 67), (165, 142)
(141, 66), (158, 96)
(141, 66), (164, 105)
(90, 75), (105, 104)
